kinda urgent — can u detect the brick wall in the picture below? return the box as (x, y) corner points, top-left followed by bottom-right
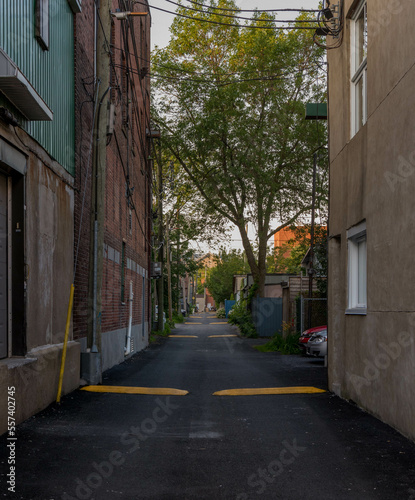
(73, 0), (152, 343)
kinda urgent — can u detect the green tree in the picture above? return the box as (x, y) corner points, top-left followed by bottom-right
(205, 249), (250, 305)
(152, 1), (327, 296)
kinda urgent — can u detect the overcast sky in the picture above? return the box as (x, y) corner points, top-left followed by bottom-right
(148, 0), (322, 253)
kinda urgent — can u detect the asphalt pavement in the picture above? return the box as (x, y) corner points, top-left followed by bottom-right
(2, 312), (415, 500)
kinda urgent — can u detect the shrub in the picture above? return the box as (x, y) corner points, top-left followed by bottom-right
(254, 333), (301, 355)
(228, 300), (258, 338)
(172, 313), (184, 324)
(163, 323), (171, 336)
(166, 318), (175, 329)
(216, 307), (226, 318)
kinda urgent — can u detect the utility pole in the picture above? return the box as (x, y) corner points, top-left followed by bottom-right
(86, 0), (110, 384)
(176, 211), (181, 315)
(307, 152), (317, 329)
(157, 149), (164, 332)
(166, 221), (173, 321)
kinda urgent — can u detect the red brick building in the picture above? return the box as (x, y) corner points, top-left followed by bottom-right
(73, 1), (152, 380)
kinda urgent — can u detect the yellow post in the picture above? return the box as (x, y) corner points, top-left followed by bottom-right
(56, 284), (75, 403)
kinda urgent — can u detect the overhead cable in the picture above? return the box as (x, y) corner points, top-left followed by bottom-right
(182, 0), (319, 13)
(135, 1), (319, 29)
(163, 0), (319, 23)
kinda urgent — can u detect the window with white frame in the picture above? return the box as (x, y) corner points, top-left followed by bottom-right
(351, 0), (367, 136)
(347, 221), (367, 313)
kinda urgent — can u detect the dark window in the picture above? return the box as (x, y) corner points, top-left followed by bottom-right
(35, 0), (49, 51)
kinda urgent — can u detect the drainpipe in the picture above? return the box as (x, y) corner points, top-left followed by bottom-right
(125, 281), (133, 355)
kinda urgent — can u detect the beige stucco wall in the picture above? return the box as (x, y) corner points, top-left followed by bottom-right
(328, 0), (415, 441)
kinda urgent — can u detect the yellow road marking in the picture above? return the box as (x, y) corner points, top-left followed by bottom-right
(169, 335), (198, 338)
(209, 322), (228, 325)
(81, 386), (188, 396)
(208, 335), (238, 338)
(213, 387), (326, 396)
(185, 322), (202, 325)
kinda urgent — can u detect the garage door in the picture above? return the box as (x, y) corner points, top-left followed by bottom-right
(0, 174), (7, 358)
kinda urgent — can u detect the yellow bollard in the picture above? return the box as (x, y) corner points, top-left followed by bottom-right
(56, 284), (75, 403)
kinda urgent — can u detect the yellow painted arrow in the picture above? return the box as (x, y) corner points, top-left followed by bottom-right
(169, 335), (198, 338)
(213, 387), (326, 396)
(208, 335), (238, 338)
(81, 386), (188, 396)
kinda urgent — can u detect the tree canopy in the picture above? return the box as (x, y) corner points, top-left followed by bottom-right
(205, 249), (250, 305)
(152, 0), (328, 296)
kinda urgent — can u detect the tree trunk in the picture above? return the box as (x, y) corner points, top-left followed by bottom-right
(236, 222), (269, 298)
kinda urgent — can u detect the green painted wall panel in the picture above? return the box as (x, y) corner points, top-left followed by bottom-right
(0, 0), (75, 175)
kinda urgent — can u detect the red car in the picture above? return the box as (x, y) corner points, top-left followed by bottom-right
(298, 325), (327, 355)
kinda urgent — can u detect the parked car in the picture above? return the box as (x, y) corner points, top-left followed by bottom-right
(298, 325), (327, 355)
(306, 328), (328, 358)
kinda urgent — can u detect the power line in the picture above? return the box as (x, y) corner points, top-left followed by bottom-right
(135, 1), (319, 29)
(182, 0), (319, 14)
(111, 45), (325, 82)
(163, 0), (319, 23)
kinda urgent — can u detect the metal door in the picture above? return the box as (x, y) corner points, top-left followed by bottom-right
(0, 174), (7, 358)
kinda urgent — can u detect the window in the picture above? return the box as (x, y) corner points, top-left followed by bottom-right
(35, 0), (49, 51)
(351, 0), (367, 136)
(347, 222), (367, 314)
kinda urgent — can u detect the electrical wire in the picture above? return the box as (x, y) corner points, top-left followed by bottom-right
(181, 0), (319, 14)
(313, 0), (344, 50)
(74, 81), (101, 279)
(91, 0), (156, 251)
(114, 129), (161, 250)
(117, 0), (163, 249)
(115, 62), (323, 88)
(162, 0), (319, 24)
(112, 45), (325, 88)
(135, 0), (319, 30)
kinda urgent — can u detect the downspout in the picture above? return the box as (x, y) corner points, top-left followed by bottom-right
(125, 280), (133, 355)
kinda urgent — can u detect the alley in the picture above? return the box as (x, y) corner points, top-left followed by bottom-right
(2, 313), (415, 499)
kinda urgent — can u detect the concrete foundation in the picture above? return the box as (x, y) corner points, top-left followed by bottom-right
(0, 342), (80, 435)
(79, 323), (149, 381)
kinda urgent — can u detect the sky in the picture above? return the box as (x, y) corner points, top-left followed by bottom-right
(147, 0), (322, 253)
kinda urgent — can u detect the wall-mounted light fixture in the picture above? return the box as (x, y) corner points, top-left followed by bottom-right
(111, 11), (148, 20)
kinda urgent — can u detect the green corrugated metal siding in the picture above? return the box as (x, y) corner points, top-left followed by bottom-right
(0, 0), (75, 176)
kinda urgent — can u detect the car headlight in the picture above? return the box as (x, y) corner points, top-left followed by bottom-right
(312, 336), (326, 343)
